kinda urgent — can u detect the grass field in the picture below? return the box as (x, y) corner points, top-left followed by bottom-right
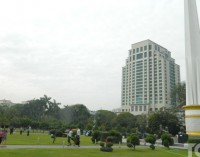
(4, 131), (94, 145)
(0, 148), (190, 157)
(1, 131), (198, 157)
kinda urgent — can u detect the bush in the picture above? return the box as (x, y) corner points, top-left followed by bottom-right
(127, 133), (140, 150)
(100, 147), (113, 152)
(99, 142), (113, 152)
(100, 142), (105, 147)
(145, 134), (156, 145)
(188, 138), (200, 143)
(145, 134), (156, 150)
(150, 144), (155, 150)
(91, 130), (122, 144)
(163, 139), (169, 148)
(91, 130), (101, 143)
(161, 133), (174, 147)
(106, 142), (113, 148)
(127, 143), (133, 148)
(108, 130), (122, 143)
(49, 128), (67, 137)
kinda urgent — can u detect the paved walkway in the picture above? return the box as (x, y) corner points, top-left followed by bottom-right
(0, 145), (100, 149)
(0, 143), (187, 150)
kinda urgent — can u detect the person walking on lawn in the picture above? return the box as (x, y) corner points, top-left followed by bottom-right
(67, 129), (73, 146)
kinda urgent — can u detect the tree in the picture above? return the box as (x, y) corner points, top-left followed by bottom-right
(95, 110), (116, 131)
(9, 104), (24, 118)
(60, 104), (91, 128)
(46, 99), (61, 119)
(171, 82), (186, 109)
(112, 112), (136, 133)
(40, 95), (51, 109)
(135, 114), (148, 133)
(148, 111), (180, 136)
(22, 99), (47, 120)
(127, 133), (140, 150)
(40, 95), (61, 119)
(0, 95), (66, 131)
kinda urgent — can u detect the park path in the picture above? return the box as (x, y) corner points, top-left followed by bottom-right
(0, 145), (125, 149)
(0, 143), (187, 150)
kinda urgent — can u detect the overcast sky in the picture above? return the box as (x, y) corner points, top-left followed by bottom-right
(0, 0), (198, 111)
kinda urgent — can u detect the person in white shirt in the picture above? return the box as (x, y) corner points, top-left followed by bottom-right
(76, 128), (80, 137)
(76, 128), (81, 147)
(67, 129), (73, 146)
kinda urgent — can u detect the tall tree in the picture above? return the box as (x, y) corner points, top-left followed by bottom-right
(40, 95), (52, 110)
(46, 99), (61, 119)
(22, 99), (47, 120)
(148, 111), (180, 135)
(171, 82), (186, 109)
(95, 110), (116, 131)
(112, 112), (136, 133)
(60, 104), (91, 129)
(135, 114), (148, 133)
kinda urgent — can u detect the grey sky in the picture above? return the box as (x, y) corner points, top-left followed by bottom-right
(0, 0), (195, 110)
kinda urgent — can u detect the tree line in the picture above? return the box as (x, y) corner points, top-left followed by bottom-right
(0, 94), (184, 136)
(0, 83), (186, 135)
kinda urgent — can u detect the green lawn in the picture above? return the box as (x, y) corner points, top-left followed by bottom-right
(4, 131), (94, 145)
(0, 148), (190, 157)
(1, 131), (198, 157)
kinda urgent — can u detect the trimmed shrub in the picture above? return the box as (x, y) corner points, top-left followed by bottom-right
(161, 133), (174, 147)
(49, 128), (68, 137)
(188, 138), (200, 143)
(106, 142), (113, 148)
(91, 130), (122, 144)
(108, 130), (122, 143)
(127, 143), (133, 148)
(145, 134), (156, 150)
(91, 130), (101, 143)
(127, 133), (140, 150)
(100, 142), (113, 152)
(150, 144), (155, 150)
(100, 147), (113, 152)
(100, 142), (105, 147)
(163, 139), (169, 148)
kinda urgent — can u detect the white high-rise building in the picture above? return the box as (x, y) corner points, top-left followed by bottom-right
(121, 39), (180, 115)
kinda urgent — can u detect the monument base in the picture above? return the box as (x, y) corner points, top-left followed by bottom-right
(183, 105), (200, 137)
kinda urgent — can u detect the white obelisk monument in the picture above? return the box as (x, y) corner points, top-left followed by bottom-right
(184, 0), (200, 137)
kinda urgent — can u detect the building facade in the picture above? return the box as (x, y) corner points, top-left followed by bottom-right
(121, 39), (180, 115)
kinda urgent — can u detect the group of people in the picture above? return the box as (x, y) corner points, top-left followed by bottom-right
(0, 125), (32, 145)
(67, 128), (81, 147)
(50, 128), (81, 146)
(10, 126), (31, 136)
